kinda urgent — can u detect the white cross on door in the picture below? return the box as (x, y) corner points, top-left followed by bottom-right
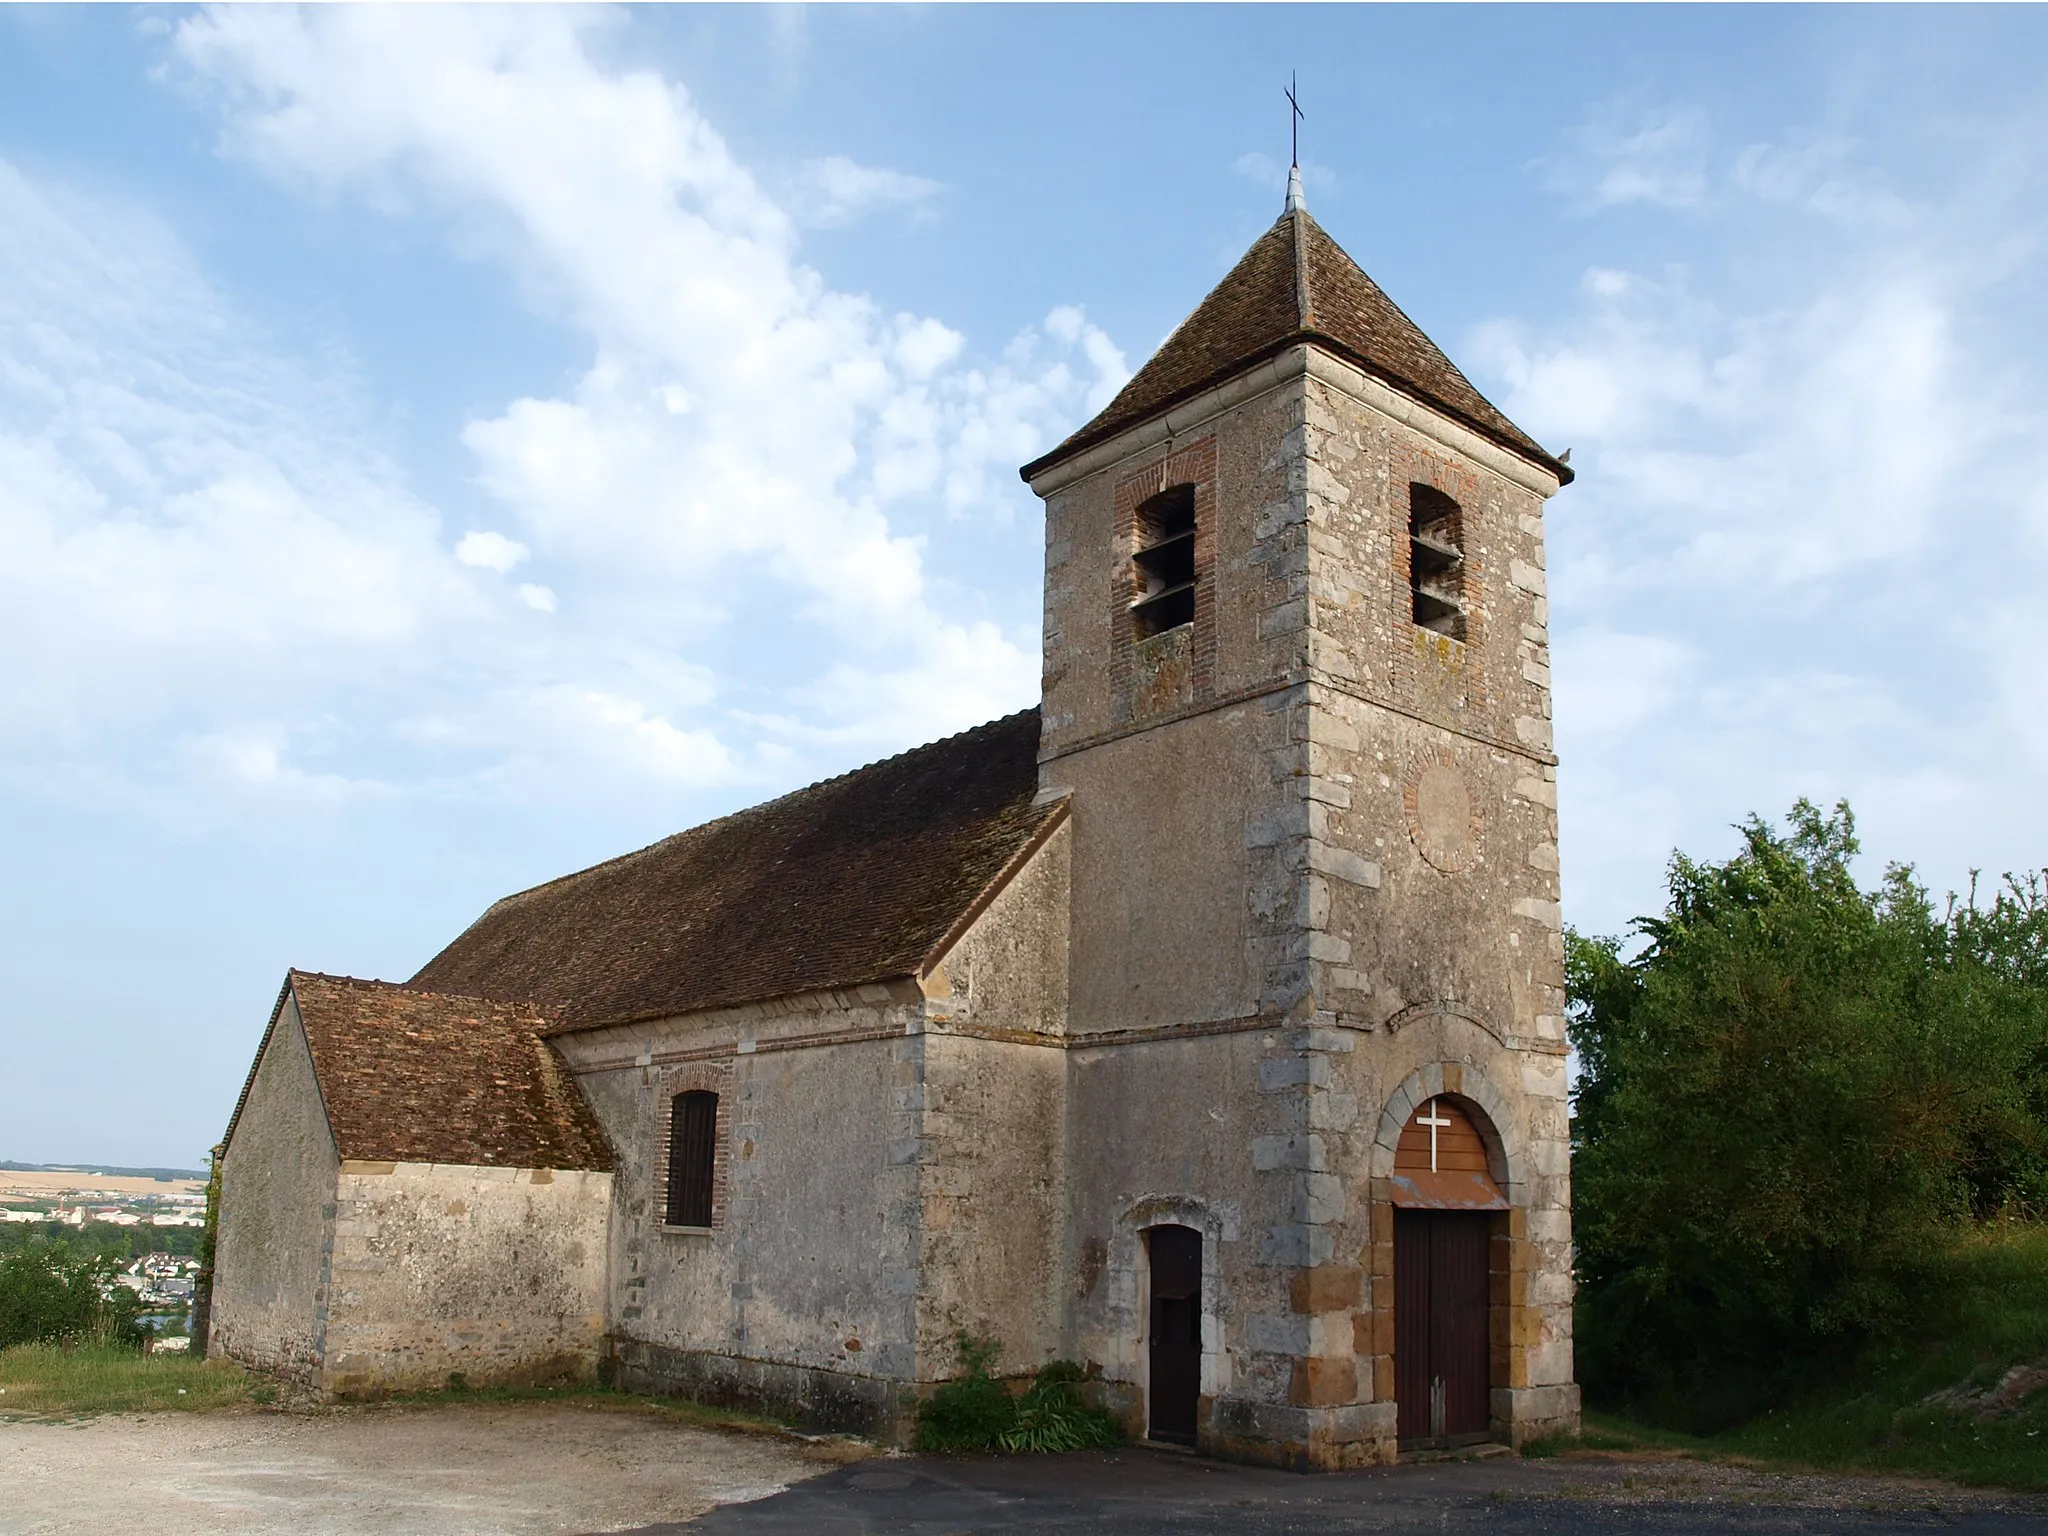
(1417, 1101), (1452, 1172)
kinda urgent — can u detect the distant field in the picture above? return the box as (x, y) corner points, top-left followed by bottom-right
(0, 1170), (205, 1200)
(0, 1162), (207, 1182)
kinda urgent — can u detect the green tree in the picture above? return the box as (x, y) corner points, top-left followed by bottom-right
(0, 1242), (145, 1351)
(1569, 801), (2048, 1426)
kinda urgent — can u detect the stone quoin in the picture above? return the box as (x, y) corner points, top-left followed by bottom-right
(209, 181), (1579, 1467)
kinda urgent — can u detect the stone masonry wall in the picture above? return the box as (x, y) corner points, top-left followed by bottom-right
(320, 1161), (610, 1394)
(915, 822), (1072, 1378)
(210, 998), (338, 1386)
(557, 986), (930, 1437)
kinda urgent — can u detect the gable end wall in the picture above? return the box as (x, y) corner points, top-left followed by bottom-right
(210, 995), (339, 1385)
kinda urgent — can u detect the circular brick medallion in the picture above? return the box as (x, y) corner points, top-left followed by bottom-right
(1407, 760), (1479, 873)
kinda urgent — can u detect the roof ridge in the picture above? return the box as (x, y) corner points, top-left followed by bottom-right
(470, 707), (1042, 919)
(288, 969), (554, 1016)
(1291, 208), (1314, 332)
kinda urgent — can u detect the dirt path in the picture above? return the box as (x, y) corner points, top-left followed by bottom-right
(0, 1401), (857, 1535)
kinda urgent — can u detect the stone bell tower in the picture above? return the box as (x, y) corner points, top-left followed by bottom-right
(1020, 171), (1579, 1466)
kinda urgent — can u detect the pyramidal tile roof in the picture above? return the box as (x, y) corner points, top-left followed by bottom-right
(1022, 206), (1569, 484)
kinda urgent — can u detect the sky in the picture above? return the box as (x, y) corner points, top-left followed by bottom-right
(3, 5), (2045, 1168)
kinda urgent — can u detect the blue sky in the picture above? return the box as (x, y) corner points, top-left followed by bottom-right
(4, 5), (2045, 1167)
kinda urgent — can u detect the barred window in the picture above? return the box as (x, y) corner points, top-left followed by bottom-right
(664, 1090), (718, 1228)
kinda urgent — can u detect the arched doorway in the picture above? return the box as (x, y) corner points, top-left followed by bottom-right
(1144, 1224), (1202, 1444)
(1391, 1096), (1506, 1449)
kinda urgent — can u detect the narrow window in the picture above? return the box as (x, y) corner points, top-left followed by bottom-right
(665, 1090), (718, 1227)
(1131, 483), (1196, 639)
(1409, 485), (1467, 640)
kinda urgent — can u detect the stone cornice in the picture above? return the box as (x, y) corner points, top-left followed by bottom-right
(1025, 344), (1565, 501)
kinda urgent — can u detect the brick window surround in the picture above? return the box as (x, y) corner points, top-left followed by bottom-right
(655, 1061), (732, 1232)
(1109, 437), (1218, 717)
(1388, 447), (1487, 709)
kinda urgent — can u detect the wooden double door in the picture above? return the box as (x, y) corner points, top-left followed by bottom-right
(1394, 1208), (1493, 1448)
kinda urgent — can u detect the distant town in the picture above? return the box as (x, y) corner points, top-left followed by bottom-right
(0, 1161), (207, 1229)
(1, 1161), (208, 1349)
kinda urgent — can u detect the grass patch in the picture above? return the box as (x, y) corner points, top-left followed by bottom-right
(0, 1350), (862, 1451)
(1523, 1411), (1709, 1460)
(1713, 1225), (2048, 1490)
(0, 1343), (266, 1419)
(1545, 1225), (2048, 1491)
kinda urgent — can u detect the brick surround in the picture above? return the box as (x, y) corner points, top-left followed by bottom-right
(656, 1059), (735, 1231)
(1109, 436), (1219, 724)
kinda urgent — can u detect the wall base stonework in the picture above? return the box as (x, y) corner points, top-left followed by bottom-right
(1206, 1397), (1398, 1470)
(1493, 1383), (1582, 1448)
(608, 1336), (912, 1442)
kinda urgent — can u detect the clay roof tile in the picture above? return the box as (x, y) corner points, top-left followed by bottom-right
(408, 707), (1053, 1030)
(1021, 209), (1569, 485)
(226, 973), (616, 1171)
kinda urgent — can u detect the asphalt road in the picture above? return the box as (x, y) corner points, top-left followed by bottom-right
(637, 1447), (2048, 1536)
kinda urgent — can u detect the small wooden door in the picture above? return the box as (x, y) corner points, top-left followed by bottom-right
(1394, 1209), (1492, 1447)
(1146, 1225), (1202, 1444)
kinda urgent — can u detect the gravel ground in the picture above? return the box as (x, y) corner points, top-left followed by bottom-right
(0, 1401), (864, 1536)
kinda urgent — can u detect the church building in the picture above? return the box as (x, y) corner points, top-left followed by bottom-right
(210, 176), (1579, 1468)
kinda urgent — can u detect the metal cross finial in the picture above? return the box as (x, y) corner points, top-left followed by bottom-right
(1417, 1100), (1453, 1173)
(1286, 71), (1304, 169)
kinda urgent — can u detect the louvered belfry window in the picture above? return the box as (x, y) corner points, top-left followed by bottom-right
(1409, 484), (1468, 641)
(665, 1090), (719, 1228)
(1131, 483), (1197, 639)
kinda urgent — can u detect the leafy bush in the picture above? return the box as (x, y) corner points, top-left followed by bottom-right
(1569, 800), (2048, 1427)
(915, 1333), (1121, 1453)
(0, 1244), (144, 1352)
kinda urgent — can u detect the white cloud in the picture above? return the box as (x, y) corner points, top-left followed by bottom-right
(1547, 107), (1711, 213)
(455, 529), (529, 572)
(1549, 630), (1694, 741)
(0, 8), (1132, 825)
(790, 154), (941, 228)
(1549, 103), (1918, 232)
(1732, 140), (1914, 227)
(174, 7), (1120, 656)
(0, 157), (470, 781)
(1473, 262), (1990, 589)
(1486, 110), (2048, 935)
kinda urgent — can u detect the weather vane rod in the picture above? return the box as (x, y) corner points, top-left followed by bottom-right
(1287, 71), (1304, 169)
(1284, 72), (1307, 213)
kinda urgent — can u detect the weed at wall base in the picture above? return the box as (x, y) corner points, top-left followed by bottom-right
(915, 1333), (1121, 1454)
